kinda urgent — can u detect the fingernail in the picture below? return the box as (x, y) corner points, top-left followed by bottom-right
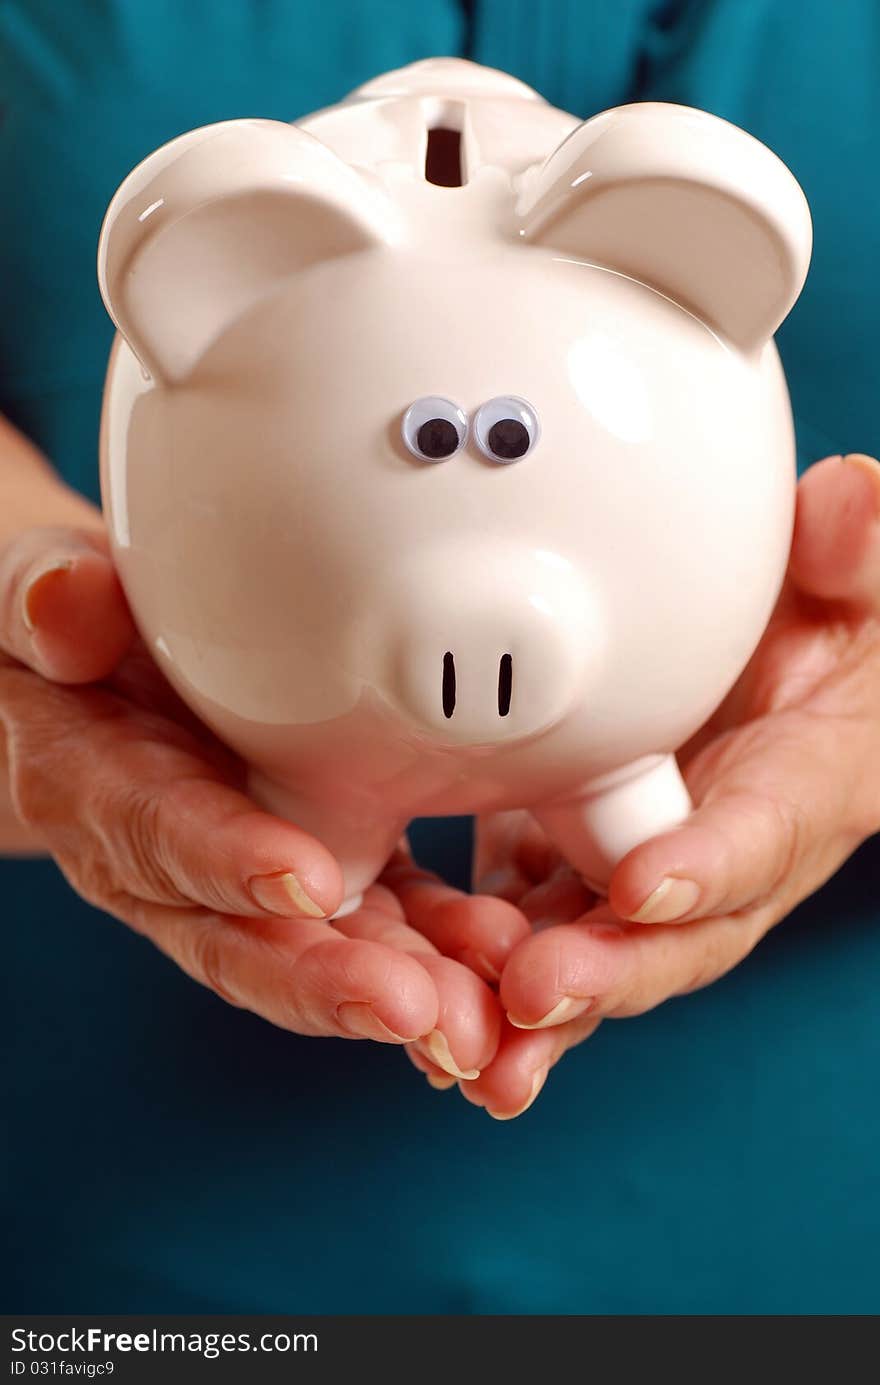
(336, 1002), (409, 1043)
(507, 996), (591, 1030)
(248, 871), (327, 919)
(488, 1067), (549, 1121)
(415, 1029), (480, 1081)
(23, 560), (74, 632)
(628, 876), (700, 923)
(426, 1073), (457, 1091)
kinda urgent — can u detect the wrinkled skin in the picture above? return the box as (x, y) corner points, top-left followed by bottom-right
(2, 454), (879, 1117)
(406, 454), (880, 1115)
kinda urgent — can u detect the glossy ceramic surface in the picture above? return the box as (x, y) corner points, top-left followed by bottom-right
(98, 58), (811, 905)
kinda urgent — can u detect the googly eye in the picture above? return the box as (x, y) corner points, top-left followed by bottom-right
(473, 396), (540, 463)
(401, 396), (468, 462)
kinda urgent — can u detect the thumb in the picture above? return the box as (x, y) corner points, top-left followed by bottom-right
(789, 454), (880, 608)
(608, 712), (869, 926)
(0, 525), (135, 682)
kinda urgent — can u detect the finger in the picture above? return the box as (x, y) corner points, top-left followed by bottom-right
(1, 669), (344, 919)
(789, 454), (880, 608)
(333, 885), (503, 1076)
(405, 1045), (459, 1091)
(348, 880), (408, 921)
(129, 901), (439, 1041)
(499, 907), (619, 1030)
(500, 899), (779, 1029)
(383, 855), (531, 982)
(518, 863), (595, 930)
(0, 526), (135, 681)
(113, 768), (348, 921)
(409, 955), (502, 1078)
(331, 884), (434, 957)
(328, 906), (503, 1077)
(408, 893), (531, 984)
(380, 852), (465, 917)
(607, 711), (866, 926)
(460, 1012), (601, 1119)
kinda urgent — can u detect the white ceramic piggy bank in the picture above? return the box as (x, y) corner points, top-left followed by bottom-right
(98, 59), (811, 914)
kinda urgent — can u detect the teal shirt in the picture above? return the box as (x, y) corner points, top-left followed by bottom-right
(3, 0), (879, 1312)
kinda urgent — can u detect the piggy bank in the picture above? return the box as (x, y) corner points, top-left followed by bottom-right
(98, 59), (811, 914)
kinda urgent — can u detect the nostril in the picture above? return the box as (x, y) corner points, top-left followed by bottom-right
(442, 651), (456, 718)
(424, 127), (463, 186)
(498, 653), (512, 717)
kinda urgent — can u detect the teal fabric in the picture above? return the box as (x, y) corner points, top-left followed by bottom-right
(2, 0), (879, 1313)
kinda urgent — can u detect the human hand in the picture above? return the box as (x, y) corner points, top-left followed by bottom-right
(0, 524), (503, 1065)
(405, 455), (880, 1117)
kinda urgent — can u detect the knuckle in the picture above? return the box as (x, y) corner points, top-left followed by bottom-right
(118, 788), (185, 903)
(64, 850), (117, 911)
(281, 940), (340, 1031)
(768, 795), (805, 892)
(185, 922), (242, 1007)
(678, 927), (739, 996)
(5, 725), (74, 832)
(0, 538), (32, 650)
(7, 755), (48, 831)
(89, 779), (189, 907)
(95, 756), (233, 911)
(1, 678), (108, 830)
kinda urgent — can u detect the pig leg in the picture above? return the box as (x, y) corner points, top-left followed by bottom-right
(532, 753), (692, 893)
(247, 770), (405, 918)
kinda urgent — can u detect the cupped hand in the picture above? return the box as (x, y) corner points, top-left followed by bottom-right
(407, 455), (880, 1117)
(0, 524), (502, 1067)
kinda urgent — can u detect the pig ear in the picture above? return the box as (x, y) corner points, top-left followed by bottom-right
(518, 103), (811, 352)
(98, 119), (398, 381)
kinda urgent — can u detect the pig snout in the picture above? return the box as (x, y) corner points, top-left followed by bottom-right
(381, 547), (595, 745)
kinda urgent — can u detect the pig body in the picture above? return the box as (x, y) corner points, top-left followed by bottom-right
(99, 60), (811, 909)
